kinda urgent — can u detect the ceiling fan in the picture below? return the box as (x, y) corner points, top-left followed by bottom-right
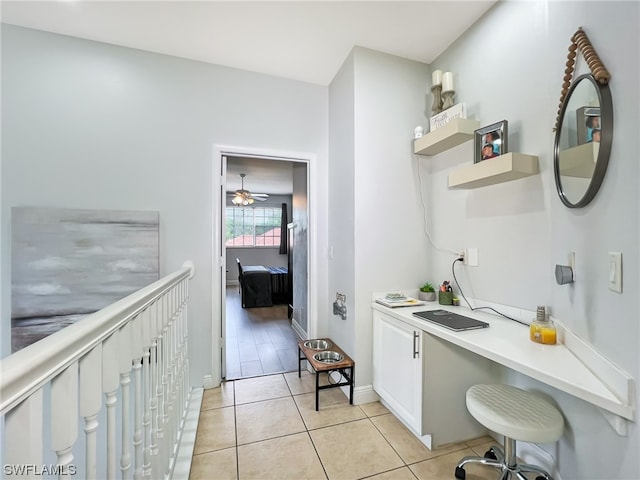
(228, 173), (269, 205)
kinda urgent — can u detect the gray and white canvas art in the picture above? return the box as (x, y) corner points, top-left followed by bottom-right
(11, 207), (159, 352)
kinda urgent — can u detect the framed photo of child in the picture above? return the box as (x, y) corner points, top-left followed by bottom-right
(474, 120), (508, 164)
(576, 106), (601, 145)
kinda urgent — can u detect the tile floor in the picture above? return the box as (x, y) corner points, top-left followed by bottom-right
(190, 372), (500, 480)
(225, 286), (300, 379)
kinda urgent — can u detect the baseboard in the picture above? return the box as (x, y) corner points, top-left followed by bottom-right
(517, 440), (563, 480)
(203, 374), (217, 389)
(291, 318), (307, 340)
(171, 387), (204, 480)
(336, 383), (379, 405)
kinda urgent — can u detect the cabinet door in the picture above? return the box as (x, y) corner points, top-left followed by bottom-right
(373, 311), (423, 434)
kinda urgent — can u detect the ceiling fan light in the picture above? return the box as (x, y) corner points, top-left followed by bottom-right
(232, 194), (243, 205)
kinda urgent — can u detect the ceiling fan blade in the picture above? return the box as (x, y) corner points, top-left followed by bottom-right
(252, 196), (268, 201)
(251, 193), (269, 197)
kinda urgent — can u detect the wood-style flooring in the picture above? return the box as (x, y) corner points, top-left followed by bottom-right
(224, 286), (301, 380)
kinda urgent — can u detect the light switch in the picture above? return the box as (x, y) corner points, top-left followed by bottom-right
(608, 252), (622, 293)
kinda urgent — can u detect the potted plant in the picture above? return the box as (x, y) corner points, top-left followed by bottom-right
(418, 282), (436, 301)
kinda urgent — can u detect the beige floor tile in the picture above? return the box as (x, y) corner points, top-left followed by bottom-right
(238, 432), (326, 480)
(370, 413), (434, 464)
(294, 390), (365, 430)
(194, 406), (236, 455)
(236, 396), (306, 445)
(409, 448), (498, 480)
(189, 447), (237, 480)
(469, 439), (499, 457)
(201, 381), (235, 411)
(367, 466), (418, 480)
(310, 419), (404, 480)
(360, 401), (389, 418)
(284, 370), (317, 395)
(234, 374), (290, 404)
(465, 435), (494, 448)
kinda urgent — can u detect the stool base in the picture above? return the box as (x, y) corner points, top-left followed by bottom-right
(455, 438), (554, 480)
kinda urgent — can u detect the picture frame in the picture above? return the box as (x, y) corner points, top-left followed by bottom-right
(576, 106), (601, 145)
(474, 120), (508, 164)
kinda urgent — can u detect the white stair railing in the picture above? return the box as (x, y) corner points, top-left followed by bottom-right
(1, 262), (195, 479)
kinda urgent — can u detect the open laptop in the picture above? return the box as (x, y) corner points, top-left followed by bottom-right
(413, 309), (489, 332)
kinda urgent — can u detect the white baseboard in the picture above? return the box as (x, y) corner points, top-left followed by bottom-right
(291, 318), (307, 340)
(171, 388), (204, 480)
(335, 383), (379, 405)
(203, 374), (217, 389)
(517, 441), (563, 480)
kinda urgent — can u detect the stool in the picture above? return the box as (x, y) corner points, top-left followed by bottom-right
(455, 384), (564, 480)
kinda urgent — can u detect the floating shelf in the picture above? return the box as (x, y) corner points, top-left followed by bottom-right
(414, 118), (480, 156)
(448, 152), (539, 189)
(559, 142), (599, 178)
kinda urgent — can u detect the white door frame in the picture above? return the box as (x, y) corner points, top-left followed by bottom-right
(211, 144), (318, 384)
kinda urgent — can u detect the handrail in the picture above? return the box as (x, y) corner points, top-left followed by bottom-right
(1, 263), (195, 414)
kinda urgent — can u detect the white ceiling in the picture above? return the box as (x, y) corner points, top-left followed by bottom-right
(226, 156), (294, 195)
(1, 0), (496, 86)
(1, 0), (496, 194)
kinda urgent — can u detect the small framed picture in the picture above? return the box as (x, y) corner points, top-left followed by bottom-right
(576, 106), (601, 145)
(474, 120), (508, 164)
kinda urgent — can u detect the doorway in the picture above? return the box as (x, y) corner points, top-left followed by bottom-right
(215, 149), (312, 381)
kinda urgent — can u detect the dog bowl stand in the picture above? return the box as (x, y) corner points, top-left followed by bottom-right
(298, 338), (355, 411)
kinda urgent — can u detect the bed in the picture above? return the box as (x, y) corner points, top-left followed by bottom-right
(236, 258), (289, 308)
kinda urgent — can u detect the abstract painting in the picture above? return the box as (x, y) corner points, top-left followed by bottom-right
(11, 207), (159, 352)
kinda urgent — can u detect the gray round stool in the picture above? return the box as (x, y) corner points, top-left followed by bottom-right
(455, 384), (564, 480)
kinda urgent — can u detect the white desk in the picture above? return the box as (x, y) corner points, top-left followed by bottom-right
(372, 302), (634, 422)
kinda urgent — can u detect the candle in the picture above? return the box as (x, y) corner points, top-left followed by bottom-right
(432, 69), (442, 87)
(442, 72), (454, 92)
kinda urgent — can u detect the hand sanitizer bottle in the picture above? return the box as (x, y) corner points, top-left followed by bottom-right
(530, 305), (557, 345)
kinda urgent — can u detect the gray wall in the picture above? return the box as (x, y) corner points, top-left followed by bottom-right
(1, 25), (329, 387)
(428, 2), (639, 478)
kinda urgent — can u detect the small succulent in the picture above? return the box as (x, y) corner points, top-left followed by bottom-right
(420, 282), (435, 293)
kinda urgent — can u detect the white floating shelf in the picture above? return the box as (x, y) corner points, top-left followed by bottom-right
(414, 118), (480, 156)
(448, 152), (539, 189)
(559, 142), (599, 178)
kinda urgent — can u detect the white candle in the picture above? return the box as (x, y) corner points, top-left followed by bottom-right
(432, 69), (442, 87)
(442, 72), (454, 92)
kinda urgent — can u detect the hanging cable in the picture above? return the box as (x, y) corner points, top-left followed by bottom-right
(415, 154), (460, 257)
(451, 257), (528, 326)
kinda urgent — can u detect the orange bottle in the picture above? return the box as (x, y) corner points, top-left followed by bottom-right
(530, 306), (557, 345)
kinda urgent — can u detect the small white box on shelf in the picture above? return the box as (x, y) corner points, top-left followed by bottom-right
(430, 103), (466, 131)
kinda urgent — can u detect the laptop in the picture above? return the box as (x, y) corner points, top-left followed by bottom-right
(413, 309), (489, 332)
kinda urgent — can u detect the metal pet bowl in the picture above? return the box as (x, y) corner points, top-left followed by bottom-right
(313, 351), (343, 364)
(304, 339), (333, 350)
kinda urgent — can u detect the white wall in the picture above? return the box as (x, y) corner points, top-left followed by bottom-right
(327, 51), (356, 351)
(328, 47), (431, 389)
(0, 25), (329, 387)
(428, 2), (639, 478)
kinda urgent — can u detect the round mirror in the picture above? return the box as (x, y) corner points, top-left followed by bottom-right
(554, 74), (613, 208)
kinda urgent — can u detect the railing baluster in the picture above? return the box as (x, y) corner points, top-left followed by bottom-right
(119, 322), (133, 479)
(132, 314), (144, 480)
(80, 345), (102, 480)
(162, 293), (171, 476)
(149, 300), (159, 476)
(156, 295), (167, 473)
(102, 332), (119, 480)
(51, 363), (78, 479)
(141, 308), (152, 479)
(5, 388), (43, 469)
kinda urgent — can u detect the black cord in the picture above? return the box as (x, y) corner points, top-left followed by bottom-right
(451, 258), (528, 326)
